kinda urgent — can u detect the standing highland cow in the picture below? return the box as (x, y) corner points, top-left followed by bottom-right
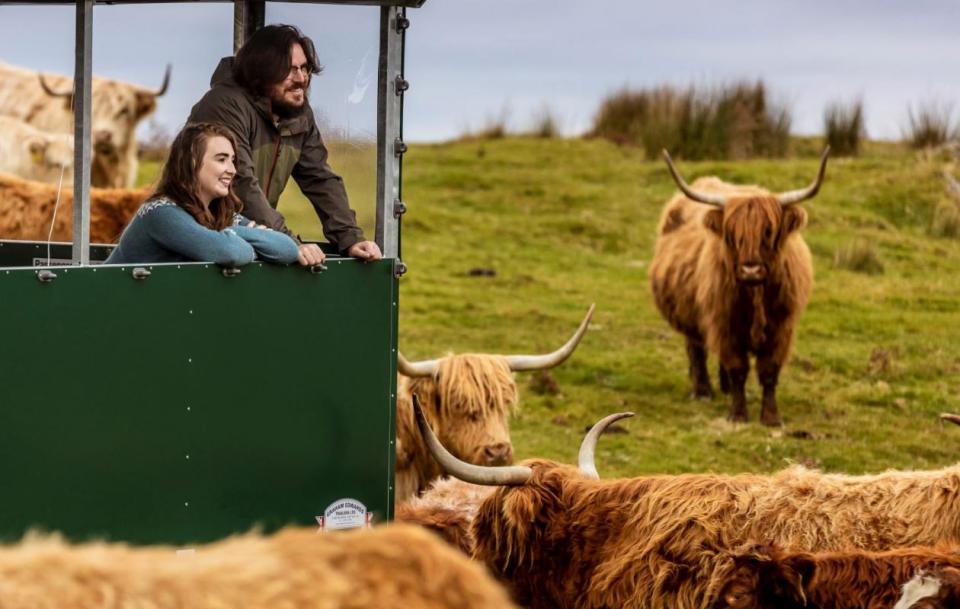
(650, 149), (828, 425)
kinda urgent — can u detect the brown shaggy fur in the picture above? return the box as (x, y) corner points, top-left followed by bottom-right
(714, 544), (960, 609)
(470, 459), (960, 609)
(395, 355), (519, 501)
(650, 177), (813, 425)
(0, 524), (517, 609)
(396, 478), (495, 555)
(0, 172), (149, 244)
(895, 567), (960, 609)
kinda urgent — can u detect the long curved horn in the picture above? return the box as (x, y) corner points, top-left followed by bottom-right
(504, 304), (596, 371)
(662, 150), (727, 207)
(940, 413), (960, 427)
(397, 352), (439, 377)
(38, 74), (72, 99)
(414, 394), (532, 486)
(578, 412), (635, 479)
(152, 64), (172, 97)
(776, 147), (830, 207)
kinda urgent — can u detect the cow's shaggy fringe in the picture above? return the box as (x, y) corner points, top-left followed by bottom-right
(716, 544), (960, 609)
(471, 460), (960, 609)
(395, 355), (518, 501)
(0, 172), (149, 243)
(0, 524), (517, 609)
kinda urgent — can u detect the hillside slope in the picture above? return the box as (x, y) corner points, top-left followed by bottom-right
(263, 138), (960, 477)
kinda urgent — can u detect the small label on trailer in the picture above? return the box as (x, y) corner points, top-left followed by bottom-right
(32, 258), (103, 267)
(316, 498), (372, 531)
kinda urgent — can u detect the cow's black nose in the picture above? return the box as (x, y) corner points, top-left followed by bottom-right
(483, 443), (513, 465)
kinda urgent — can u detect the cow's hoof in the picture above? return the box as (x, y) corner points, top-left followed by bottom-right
(761, 412), (783, 427)
(691, 387), (714, 400)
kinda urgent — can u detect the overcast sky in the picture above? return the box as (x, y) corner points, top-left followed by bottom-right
(1, 1), (958, 142)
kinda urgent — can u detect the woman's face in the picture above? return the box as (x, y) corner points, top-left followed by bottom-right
(196, 135), (236, 206)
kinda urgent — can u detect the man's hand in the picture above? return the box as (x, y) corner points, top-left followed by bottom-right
(297, 243), (326, 266)
(347, 240), (382, 262)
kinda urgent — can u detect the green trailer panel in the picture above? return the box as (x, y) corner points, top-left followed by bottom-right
(0, 251), (397, 545)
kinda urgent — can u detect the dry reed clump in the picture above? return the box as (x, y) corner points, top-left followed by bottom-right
(905, 100), (958, 149)
(588, 80), (791, 160)
(834, 238), (885, 275)
(824, 98), (865, 157)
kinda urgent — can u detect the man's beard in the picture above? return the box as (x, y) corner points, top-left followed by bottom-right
(270, 84), (310, 119)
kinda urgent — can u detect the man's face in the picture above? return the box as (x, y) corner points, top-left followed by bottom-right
(269, 43), (309, 118)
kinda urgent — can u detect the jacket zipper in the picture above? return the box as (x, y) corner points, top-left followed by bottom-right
(264, 132), (283, 198)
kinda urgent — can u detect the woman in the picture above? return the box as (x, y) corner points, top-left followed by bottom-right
(105, 122), (299, 266)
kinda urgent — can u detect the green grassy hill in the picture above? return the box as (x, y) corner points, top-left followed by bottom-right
(142, 138), (960, 478)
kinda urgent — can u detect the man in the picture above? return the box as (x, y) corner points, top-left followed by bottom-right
(189, 24), (381, 266)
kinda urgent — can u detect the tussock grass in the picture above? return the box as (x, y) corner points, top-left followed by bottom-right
(142, 138), (960, 477)
(824, 99), (865, 157)
(905, 101), (958, 149)
(834, 238), (884, 274)
(529, 104), (560, 139)
(931, 199), (960, 238)
(589, 81), (791, 161)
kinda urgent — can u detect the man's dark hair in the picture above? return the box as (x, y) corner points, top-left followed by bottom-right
(233, 24), (323, 97)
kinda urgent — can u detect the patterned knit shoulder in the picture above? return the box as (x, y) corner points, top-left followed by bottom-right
(136, 197), (178, 218)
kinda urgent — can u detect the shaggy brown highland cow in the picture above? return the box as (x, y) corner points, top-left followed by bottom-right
(894, 568), (960, 609)
(713, 543), (960, 609)
(416, 406), (960, 609)
(0, 172), (149, 244)
(650, 149), (828, 425)
(394, 304), (593, 501)
(396, 477), (494, 554)
(0, 524), (518, 609)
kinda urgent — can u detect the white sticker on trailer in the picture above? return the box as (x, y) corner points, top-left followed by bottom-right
(317, 498), (372, 531)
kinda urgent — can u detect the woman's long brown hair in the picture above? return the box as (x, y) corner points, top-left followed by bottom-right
(152, 122), (243, 230)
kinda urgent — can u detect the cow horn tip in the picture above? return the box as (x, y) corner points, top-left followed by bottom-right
(940, 413), (960, 427)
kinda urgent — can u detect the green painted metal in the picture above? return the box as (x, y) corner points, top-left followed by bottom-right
(0, 256), (398, 544)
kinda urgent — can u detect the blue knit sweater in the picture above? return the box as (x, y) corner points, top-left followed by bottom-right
(105, 198), (300, 266)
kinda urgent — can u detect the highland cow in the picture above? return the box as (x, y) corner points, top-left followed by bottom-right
(396, 477), (494, 555)
(0, 61), (170, 188)
(712, 543), (960, 609)
(0, 524), (518, 609)
(416, 405), (960, 609)
(0, 172), (149, 244)
(650, 149), (828, 425)
(394, 304), (594, 501)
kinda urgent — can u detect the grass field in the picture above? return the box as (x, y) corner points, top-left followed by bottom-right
(139, 138), (960, 478)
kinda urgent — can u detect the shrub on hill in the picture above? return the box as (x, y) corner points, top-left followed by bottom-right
(588, 81), (791, 160)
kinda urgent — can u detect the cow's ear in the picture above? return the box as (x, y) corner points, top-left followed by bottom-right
(135, 92), (157, 118)
(703, 209), (724, 236)
(780, 206), (807, 236)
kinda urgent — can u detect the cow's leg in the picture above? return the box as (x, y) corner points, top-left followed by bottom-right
(718, 364), (730, 394)
(724, 355), (750, 423)
(685, 337), (713, 399)
(756, 356), (783, 427)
